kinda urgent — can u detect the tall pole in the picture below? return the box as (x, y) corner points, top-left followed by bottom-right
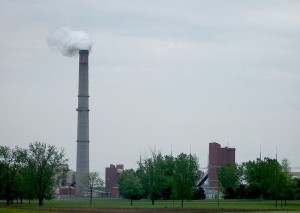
(76, 50), (90, 195)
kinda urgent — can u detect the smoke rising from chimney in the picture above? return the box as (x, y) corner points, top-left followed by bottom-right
(47, 28), (93, 57)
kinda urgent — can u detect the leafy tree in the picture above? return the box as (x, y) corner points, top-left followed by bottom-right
(135, 164), (148, 199)
(295, 178), (300, 200)
(173, 153), (199, 207)
(217, 164), (241, 199)
(146, 150), (165, 205)
(279, 159), (296, 205)
(25, 142), (67, 206)
(136, 153), (175, 201)
(245, 182), (261, 199)
(138, 149), (167, 205)
(13, 172), (24, 204)
(146, 154), (159, 204)
(0, 146), (24, 206)
(0, 161), (5, 198)
(260, 158), (284, 202)
(0, 146), (14, 205)
(243, 157), (289, 202)
(18, 165), (36, 204)
(160, 155), (175, 200)
(118, 169), (143, 206)
(137, 151), (199, 205)
(235, 184), (246, 199)
(82, 172), (104, 204)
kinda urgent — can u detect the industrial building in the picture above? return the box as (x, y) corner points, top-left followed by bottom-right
(208, 142), (235, 188)
(198, 142), (236, 199)
(105, 164), (124, 198)
(55, 164), (76, 197)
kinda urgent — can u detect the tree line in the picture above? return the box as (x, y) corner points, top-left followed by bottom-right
(0, 142), (67, 206)
(118, 151), (300, 207)
(2, 142), (299, 208)
(217, 157), (300, 205)
(118, 150), (204, 207)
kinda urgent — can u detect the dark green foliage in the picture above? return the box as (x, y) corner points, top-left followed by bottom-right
(136, 151), (176, 204)
(118, 169), (144, 206)
(216, 157), (298, 201)
(136, 151), (296, 203)
(26, 142), (67, 206)
(235, 184), (246, 199)
(0, 146), (25, 206)
(245, 182), (261, 199)
(217, 163), (241, 199)
(243, 157), (297, 202)
(192, 187), (206, 200)
(136, 150), (199, 206)
(0, 162), (5, 197)
(295, 178), (300, 200)
(173, 153), (199, 207)
(0, 142), (67, 206)
(224, 186), (235, 199)
(217, 163), (243, 199)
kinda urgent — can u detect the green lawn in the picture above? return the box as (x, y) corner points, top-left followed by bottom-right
(1, 199), (300, 212)
(0, 209), (52, 213)
(46, 198), (300, 209)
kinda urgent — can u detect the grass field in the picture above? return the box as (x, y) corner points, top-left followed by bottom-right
(1, 199), (300, 212)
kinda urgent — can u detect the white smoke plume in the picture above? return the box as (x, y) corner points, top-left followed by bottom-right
(47, 28), (93, 57)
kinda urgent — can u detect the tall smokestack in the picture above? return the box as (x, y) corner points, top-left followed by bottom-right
(47, 28), (93, 195)
(76, 50), (90, 194)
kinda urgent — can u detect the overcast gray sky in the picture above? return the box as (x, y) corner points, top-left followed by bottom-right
(1, 0), (299, 175)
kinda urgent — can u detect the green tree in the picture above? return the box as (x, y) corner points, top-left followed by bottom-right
(25, 142), (67, 206)
(118, 169), (143, 206)
(82, 172), (104, 204)
(243, 157), (287, 202)
(245, 182), (261, 199)
(160, 155), (175, 200)
(279, 159), (296, 205)
(139, 149), (165, 205)
(0, 146), (24, 206)
(135, 164), (148, 199)
(173, 153), (199, 207)
(0, 161), (5, 199)
(261, 158), (283, 202)
(217, 164), (241, 199)
(295, 178), (300, 200)
(19, 164), (36, 204)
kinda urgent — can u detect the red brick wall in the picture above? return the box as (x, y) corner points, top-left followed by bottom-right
(208, 142), (235, 188)
(105, 164), (123, 197)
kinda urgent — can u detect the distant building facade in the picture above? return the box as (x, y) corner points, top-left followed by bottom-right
(105, 164), (124, 197)
(208, 142), (235, 188)
(55, 164), (76, 196)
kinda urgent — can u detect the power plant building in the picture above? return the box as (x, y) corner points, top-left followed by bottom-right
(208, 142), (235, 188)
(105, 164), (124, 198)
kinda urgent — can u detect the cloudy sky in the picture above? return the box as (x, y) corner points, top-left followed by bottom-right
(1, 0), (299, 175)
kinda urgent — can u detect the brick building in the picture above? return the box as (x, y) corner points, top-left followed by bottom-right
(208, 142), (235, 188)
(105, 164), (124, 197)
